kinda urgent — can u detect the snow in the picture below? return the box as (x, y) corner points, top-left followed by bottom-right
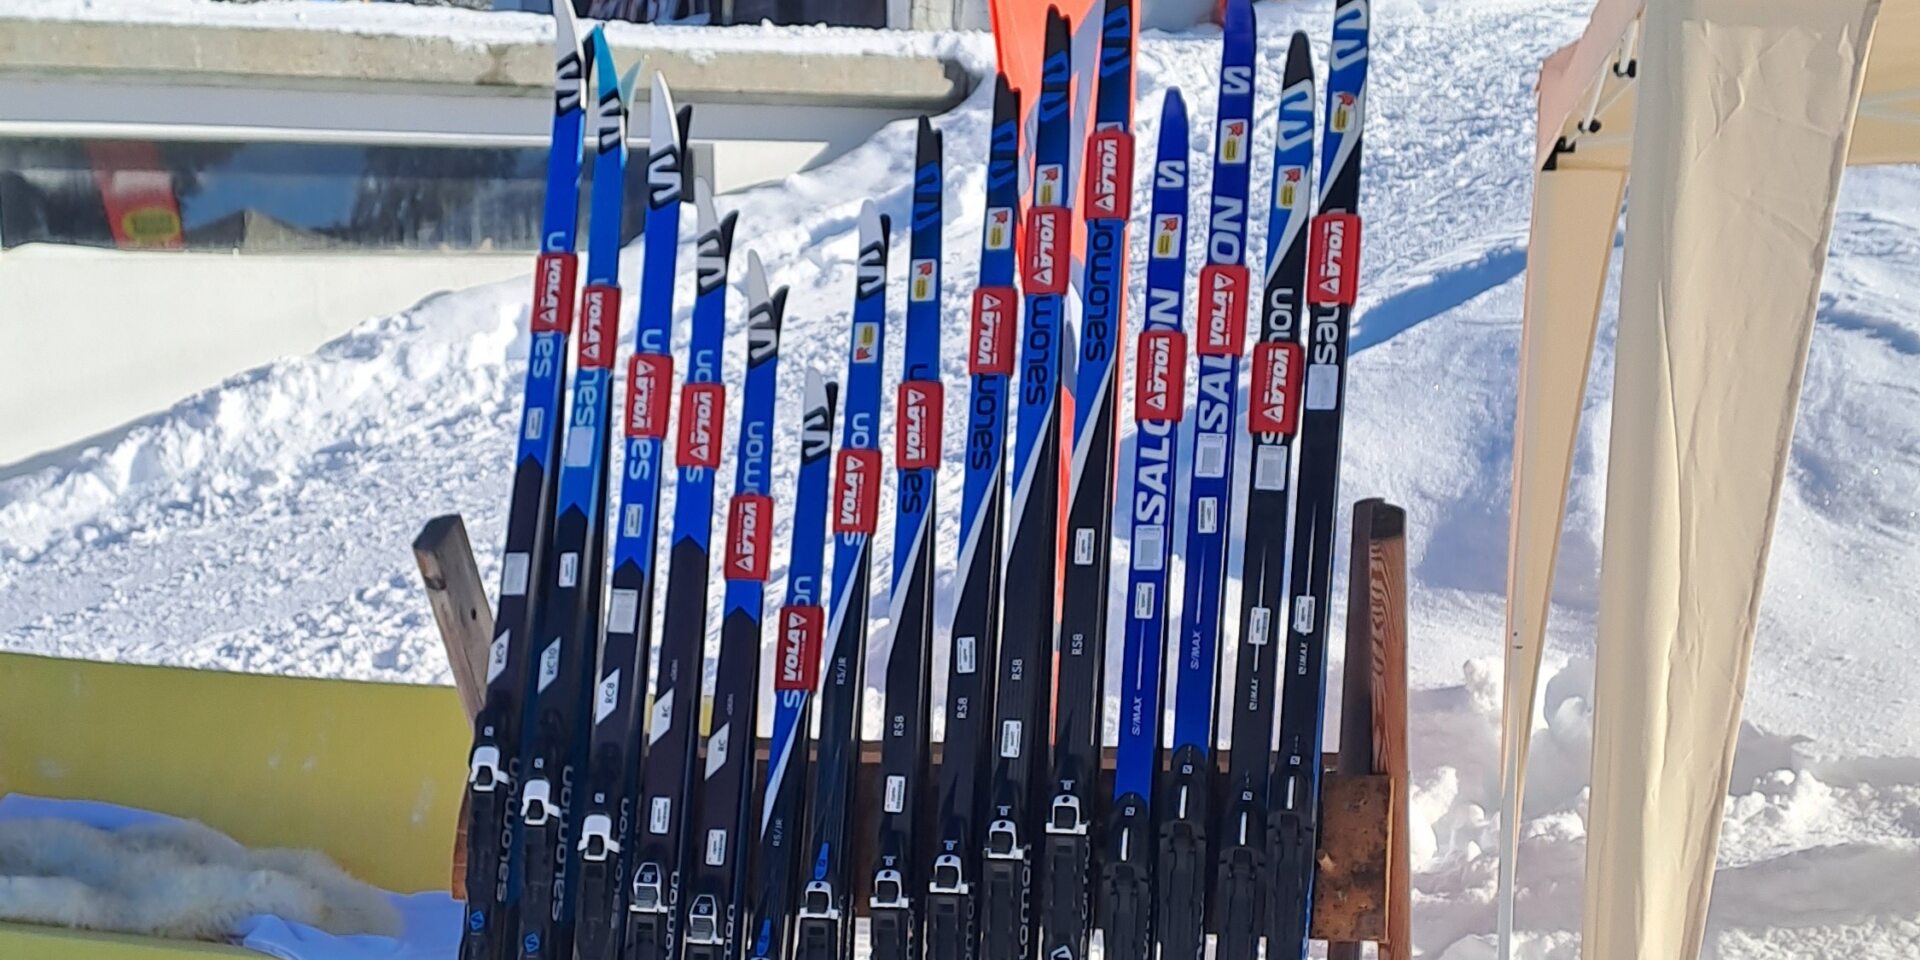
(4, 0), (1919, 956)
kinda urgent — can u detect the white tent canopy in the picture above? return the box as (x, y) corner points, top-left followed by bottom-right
(1500, 0), (1918, 957)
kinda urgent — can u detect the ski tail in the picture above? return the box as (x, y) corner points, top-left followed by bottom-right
(1269, 4), (1369, 958)
(458, 10), (591, 960)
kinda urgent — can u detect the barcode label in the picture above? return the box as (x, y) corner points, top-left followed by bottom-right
(1000, 720), (1022, 758)
(1135, 524), (1165, 571)
(1305, 364), (1340, 410)
(1196, 433), (1227, 478)
(609, 589), (640, 634)
(1197, 497), (1219, 535)
(1255, 446), (1290, 491)
(1133, 582), (1156, 620)
(502, 553), (531, 596)
(885, 776), (906, 813)
(956, 636), (977, 675)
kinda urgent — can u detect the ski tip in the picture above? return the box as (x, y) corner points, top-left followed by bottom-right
(858, 199), (883, 246)
(649, 71), (678, 141)
(916, 117), (942, 167)
(993, 74), (1019, 120)
(747, 250), (769, 309)
(1045, 6), (1069, 45)
(552, 0), (583, 63)
(591, 33), (618, 99)
(1159, 87), (1187, 127)
(1285, 30), (1311, 78)
(618, 62), (645, 106)
(695, 177), (719, 234)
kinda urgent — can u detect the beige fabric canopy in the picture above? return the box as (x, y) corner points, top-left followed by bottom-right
(1500, 1), (1919, 957)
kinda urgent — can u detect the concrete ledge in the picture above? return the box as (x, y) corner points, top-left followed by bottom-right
(0, 14), (973, 110)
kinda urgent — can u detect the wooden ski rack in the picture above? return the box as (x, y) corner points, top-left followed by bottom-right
(425, 498), (1411, 953)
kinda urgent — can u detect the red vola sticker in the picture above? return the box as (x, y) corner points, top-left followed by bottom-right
(1023, 206), (1069, 296)
(724, 494), (773, 581)
(1134, 330), (1187, 423)
(970, 287), (1017, 375)
(577, 285), (621, 370)
(624, 353), (673, 439)
(1308, 213), (1361, 306)
(832, 448), (881, 534)
(1083, 129), (1135, 221)
(775, 604), (824, 691)
(1196, 264), (1250, 356)
(531, 252), (577, 334)
(676, 382), (725, 468)
(1248, 341), (1304, 436)
(896, 381), (944, 469)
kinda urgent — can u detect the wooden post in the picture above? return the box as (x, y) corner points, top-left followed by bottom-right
(412, 514), (494, 722)
(1324, 499), (1410, 959)
(413, 513), (493, 898)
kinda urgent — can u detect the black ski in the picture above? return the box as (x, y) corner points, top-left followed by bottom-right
(624, 175), (736, 960)
(980, 12), (1071, 960)
(869, 118), (945, 960)
(682, 253), (787, 960)
(925, 75), (1020, 960)
(1268, 3), (1369, 957)
(794, 203), (891, 960)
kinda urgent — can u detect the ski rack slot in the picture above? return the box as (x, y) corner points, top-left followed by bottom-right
(420, 500), (1411, 935)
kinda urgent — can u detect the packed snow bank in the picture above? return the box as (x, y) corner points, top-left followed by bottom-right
(3, 0), (1917, 956)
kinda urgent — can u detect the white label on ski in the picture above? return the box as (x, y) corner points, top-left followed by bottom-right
(524, 407), (545, 442)
(1135, 524), (1165, 571)
(623, 504), (646, 539)
(1197, 497), (1219, 535)
(884, 775), (906, 813)
(1000, 720), (1022, 759)
(956, 636), (977, 675)
(1074, 528), (1095, 565)
(558, 552), (579, 588)
(1293, 596), (1316, 634)
(1196, 433), (1227, 479)
(1305, 364), (1340, 411)
(1133, 582), (1156, 620)
(705, 724), (729, 777)
(1255, 446), (1291, 491)
(705, 829), (727, 866)
(487, 631), (511, 683)
(648, 689), (674, 745)
(1249, 607), (1272, 647)
(503, 552), (531, 597)
(595, 669), (620, 724)
(985, 206), (1014, 250)
(649, 797), (671, 834)
(609, 589), (640, 635)
(564, 426), (596, 467)
(537, 638), (562, 692)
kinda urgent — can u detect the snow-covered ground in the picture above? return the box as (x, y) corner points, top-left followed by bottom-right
(3, 0), (1918, 956)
